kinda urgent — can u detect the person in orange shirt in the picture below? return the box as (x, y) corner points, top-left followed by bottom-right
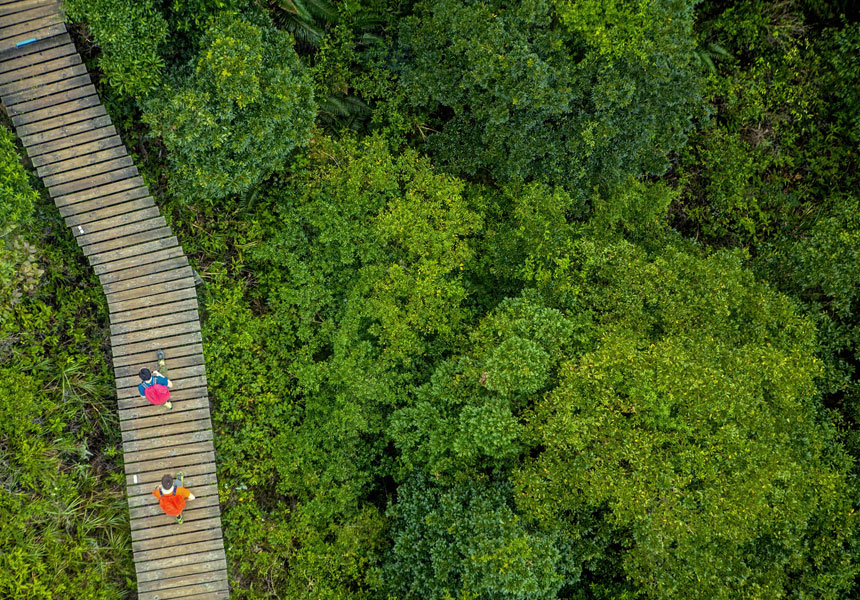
(153, 472), (195, 524)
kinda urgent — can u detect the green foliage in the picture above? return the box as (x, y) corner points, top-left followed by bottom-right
(515, 238), (860, 599)
(65, 0), (168, 97)
(673, 1), (857, 246)
(143, 12), (316, 202)
(754, 194), (860, 410)
(0, 175), (133, 596)
(0, 127), (41, 321)
(0, 127), (36, 236)
(198, 134), (480, 596)
(396, 0), (704, 193)
(21, 1), (860, 598)
(825, 22), (860, 144)
(385, 475), (567, 600)
(390, 291), (592, 476)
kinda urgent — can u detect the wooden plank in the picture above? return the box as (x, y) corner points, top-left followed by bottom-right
(177, 590), (229, 600)
(15, 102), (104, 138)
(118, 384), (208, 411)
(117, 378), (208, 407)
(131, 516), (222, 543)
(109, 298), (199, 327)
(131, 502), (221, 533)
(5, 71), (89, 106)
(132, 495), (221, 526)
(122, 417), (213, 445)
(81, 224), (173, 258)
(95, 245), (184, 280)
(0, 4), (61, 32)
(110, 307), (198, 336)
(128, 486), (220, 518)
(125, 451), (215, 487)
(29, 125), (116, 161)
(38, 145), (126, 178)
(135, 549), (225, 575)
(117, 375), (208, 405)
(118, 391), (210, 420)
(106, 275), (195, 311)
(131, 500), (221, 533)
(111, 337), (202, 370)
(59, 186), (148, 219)
(126, 461), (217, 493)
(19, 110), (108, 148)
(110, 330), (202, 361)
(0, 34), (71, 74)
(0, 12), (63, 43)
(0, 0), (54, 17)
(120, 407), (211, 434)
(0, 59), (83, 93)
(128, 476), (219, 511)
(34, 133), (122, 168)
(98, 246), (187, 282)
(103, 262), (192, 297)
(99, 254), (189, 284)
(131, 527), (222, 557)
(64, 197), (155, 228)
(118, 384), (209, 413)
(73, 205), (161, 237)
(126, 466), (217, 499)
(137, 557), (226, 584)
(75, 215), (165, 248)
(127, 475), (218, 507)
(122, 428), (213, 458)
(111, 318), (200, 349)
(103, 269), (192, 304)
(129, 490), (219, 520)
(43, 155), (133, 187)
(133, 539), (225, 568)
(0, 22), (66, 57)
(137, 573), (227, 600)
(124, 441), (216, 469)
(12, 94), (101, 126)
(7, 81), (94, 119)
(136, 561), (226, 590)
(132, 505), (222, 534)
(86, 230), (174, 265)
(50, 165), (139, 200)
(54, 174), (142, 207)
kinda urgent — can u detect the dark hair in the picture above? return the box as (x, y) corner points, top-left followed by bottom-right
(139, 368), (152, 381)
(161, 474), (173, 490)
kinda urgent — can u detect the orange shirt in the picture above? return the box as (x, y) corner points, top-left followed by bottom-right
(153, 486), (192, 516)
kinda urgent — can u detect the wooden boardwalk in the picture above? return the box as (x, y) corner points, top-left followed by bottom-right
(0, 2), (229, 598)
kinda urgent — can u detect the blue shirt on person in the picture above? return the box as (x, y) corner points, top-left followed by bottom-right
(138, 375), (168, 397)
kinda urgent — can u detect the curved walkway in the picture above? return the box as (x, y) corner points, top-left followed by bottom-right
(0, 1), (228, 598)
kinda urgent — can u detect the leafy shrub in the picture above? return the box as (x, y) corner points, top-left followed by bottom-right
(396, 0), (705, 195)
(515, 238), (860, 599)
(385, 475), (567, 600)
(0, 127), (36, 236)
(0, 127), (41, 320)
(0, 167), (133, 596)
(65, 0), (168, 97)
(143, 12), (316, 202)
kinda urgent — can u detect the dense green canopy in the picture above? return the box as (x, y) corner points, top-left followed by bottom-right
(2, 0), (860, 597)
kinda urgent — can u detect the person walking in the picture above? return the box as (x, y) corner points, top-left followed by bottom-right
(153, 472), (195, 524)
(138, 349), (173, 409)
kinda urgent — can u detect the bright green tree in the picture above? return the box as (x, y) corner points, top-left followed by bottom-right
(143, 12), (316, 202)
(384, 475), (568, 600)
(515, 238), (859, 599)
(396, 0), (704, 194)
(65, 0), (168, 97)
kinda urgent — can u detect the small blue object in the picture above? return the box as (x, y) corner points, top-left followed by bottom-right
(16, 38), (37, 47)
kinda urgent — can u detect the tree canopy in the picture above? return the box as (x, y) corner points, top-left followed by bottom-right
(4, 0), (860, 598)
